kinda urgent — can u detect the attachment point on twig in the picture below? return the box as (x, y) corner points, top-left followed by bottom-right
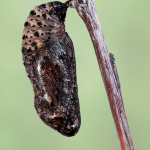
(65, 0), (74, 8)
(69, 0), (76, 8)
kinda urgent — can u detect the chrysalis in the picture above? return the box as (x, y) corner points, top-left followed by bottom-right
(21, 1), (81, 137)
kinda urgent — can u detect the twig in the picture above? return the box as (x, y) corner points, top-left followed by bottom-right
(69, 0), (134, 149)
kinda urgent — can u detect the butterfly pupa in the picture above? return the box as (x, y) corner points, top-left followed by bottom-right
(21, 1), (81, 137)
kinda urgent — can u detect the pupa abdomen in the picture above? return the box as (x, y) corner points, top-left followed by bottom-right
(21, 1), (80, 137)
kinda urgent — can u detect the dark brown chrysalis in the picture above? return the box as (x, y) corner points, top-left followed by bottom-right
(21, 1), (81, 137)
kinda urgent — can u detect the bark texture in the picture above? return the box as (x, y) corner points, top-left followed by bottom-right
(70, 0), (134, 149)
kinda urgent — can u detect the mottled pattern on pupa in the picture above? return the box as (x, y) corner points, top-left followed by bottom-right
(21, 1), (81, 137)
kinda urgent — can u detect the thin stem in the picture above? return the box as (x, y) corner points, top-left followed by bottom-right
(70, 0), (134, 149)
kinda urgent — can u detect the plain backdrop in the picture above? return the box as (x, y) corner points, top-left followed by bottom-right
(0, 0), (150, 150)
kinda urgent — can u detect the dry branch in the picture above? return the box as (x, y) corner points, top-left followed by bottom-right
(69, 0), (135, 149)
